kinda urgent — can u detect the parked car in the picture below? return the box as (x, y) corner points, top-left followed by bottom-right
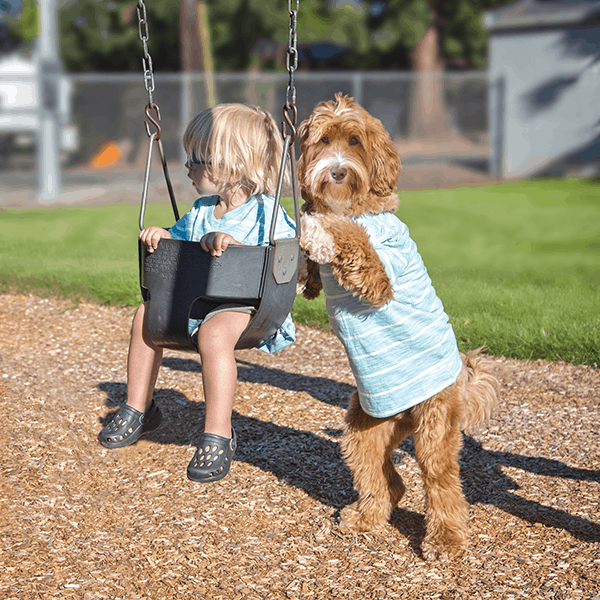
(0, 51), (77, 168)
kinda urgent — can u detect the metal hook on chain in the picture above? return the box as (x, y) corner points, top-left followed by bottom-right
(282, 103), (298, 143)
(144, 103), (162, 140)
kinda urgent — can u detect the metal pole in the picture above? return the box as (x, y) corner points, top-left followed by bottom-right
(352, 72), (362, 106)
(36, 0), (62, 202)
(489, 74), (505, 180)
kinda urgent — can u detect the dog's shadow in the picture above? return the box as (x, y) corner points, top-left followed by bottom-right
(389, 436), (600, 550)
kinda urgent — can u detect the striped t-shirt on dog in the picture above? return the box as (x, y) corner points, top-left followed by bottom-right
(319, 211), (463, 418)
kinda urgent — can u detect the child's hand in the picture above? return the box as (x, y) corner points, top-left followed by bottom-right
(200, 232), (242, 257)
(140, 227), (171, 253)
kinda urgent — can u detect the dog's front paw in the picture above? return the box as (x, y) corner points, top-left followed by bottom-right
(329, 260), (394, 308)
(300, 214), (336, 264)
(359, 278), (394, 308)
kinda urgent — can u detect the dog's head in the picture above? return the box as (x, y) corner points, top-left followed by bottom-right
(298, 93), (401, 216)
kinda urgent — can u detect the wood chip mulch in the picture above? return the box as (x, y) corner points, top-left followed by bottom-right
(0, 293), (598, 600)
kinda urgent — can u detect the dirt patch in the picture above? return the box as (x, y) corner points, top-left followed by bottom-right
(1, 294), (598, 600)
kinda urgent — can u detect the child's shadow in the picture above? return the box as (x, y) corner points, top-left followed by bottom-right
(97, 381), (354, 509)
(160, 356), (356, 408)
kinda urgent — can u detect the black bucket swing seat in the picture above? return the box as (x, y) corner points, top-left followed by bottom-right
(138, 130), (301, 353)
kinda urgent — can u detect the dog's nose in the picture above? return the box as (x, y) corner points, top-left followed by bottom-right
(330, 165), (347, 182)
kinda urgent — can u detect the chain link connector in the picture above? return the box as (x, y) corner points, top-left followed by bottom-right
(137, 0), (156, 107)
(144, 103), (162, 140)
(282, 102), (298, 143)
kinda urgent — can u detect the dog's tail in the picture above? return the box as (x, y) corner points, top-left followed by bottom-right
(460, 348), (501, 434)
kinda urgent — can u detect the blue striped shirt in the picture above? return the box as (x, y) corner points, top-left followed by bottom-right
(169, 193), (297, 353)
(320, 212), (462, 417)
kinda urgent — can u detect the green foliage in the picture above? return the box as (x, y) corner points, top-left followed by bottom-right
(361, 0), (515, 69)
(1, 179), (599, 366)
(54, 0), (371, 73)
(4, 0), (39, 44)
(207, 0), (371, 71)
(10, 0), (515, 72)
(59, 0), (180, 72)
(438, 0), (501, 68)
(18, 0), (39, 42)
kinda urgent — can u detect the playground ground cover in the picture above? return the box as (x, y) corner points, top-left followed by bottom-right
(0, 293), (598, 599)
(0, 176), (599, 598)
(1, 178), (599, 366)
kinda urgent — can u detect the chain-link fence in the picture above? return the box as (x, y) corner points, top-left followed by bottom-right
(0, 69), (490, 202)
(0, 70), (489, 173)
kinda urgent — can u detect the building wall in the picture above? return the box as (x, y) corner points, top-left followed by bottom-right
(488, 26), (600, 178)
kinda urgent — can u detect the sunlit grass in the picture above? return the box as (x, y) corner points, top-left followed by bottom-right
(1, 179), (598, 365)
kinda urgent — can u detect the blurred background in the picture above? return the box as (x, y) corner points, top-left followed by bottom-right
(1, 0), (600, 204)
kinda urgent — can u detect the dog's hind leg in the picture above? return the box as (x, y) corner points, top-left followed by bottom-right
(410, 384), (469, 560)
(339, 391), (411, 531)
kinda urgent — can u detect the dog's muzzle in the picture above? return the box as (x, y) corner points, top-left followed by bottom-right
(330, 165), (347, 184)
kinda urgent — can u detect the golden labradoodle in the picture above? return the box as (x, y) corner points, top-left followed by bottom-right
(296, 93), (500, 560)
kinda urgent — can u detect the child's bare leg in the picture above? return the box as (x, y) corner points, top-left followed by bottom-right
(126, 302), (163, 412)
(196, 310), (252, 438)
(187, 310), (251, 482)
(98, 302), (163, 448)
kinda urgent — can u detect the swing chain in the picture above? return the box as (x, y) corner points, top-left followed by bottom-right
(137, 0), (155, 108)
(283, 0), (299, 142)
(136, 0), (180, 226)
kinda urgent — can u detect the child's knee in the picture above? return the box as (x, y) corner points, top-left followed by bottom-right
(197, 311), (250, 352)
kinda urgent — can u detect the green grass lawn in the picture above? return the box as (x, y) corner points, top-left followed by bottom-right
(1, 178), (599, 366)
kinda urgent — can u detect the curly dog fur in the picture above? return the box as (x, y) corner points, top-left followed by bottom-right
(297, 94), (501, 560)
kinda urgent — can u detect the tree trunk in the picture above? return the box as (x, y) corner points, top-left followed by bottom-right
(408, 9), (450, 138)
(179, 0), (216, 109)
(179, 0), (204, 72)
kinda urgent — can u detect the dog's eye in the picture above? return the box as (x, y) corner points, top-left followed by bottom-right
(321, 136), (330, 144)
(349, 136), (359, 146)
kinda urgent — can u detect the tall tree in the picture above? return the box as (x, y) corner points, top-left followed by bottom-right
(179, 0), (204, 72)
(360, 0), (514, 136)
(52, 0), (512, 76)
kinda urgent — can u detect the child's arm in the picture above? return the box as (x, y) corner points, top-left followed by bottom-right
(200, 232), (243, 257)
(140, 227), (171, 253)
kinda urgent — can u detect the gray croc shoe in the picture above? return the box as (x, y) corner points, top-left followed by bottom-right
(187, 428), (237, 483)
(98, 401), (162, 449)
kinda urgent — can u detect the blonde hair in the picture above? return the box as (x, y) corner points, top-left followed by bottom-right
(183, 103), (289, 197)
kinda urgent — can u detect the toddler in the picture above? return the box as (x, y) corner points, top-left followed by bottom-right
(99, 103), (297, 483)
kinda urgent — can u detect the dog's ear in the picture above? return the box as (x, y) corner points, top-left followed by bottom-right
(297, 118), (312, 175)
(297, 117), (312, 152)
(297, 119), (316, 213)
(366, 115), (401, 197)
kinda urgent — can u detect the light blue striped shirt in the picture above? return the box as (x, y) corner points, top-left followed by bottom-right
(320, 212), (462, 417)
(169, 193), (297, 353)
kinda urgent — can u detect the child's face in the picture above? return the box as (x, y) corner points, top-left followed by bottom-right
(186, 162), (222, 197)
